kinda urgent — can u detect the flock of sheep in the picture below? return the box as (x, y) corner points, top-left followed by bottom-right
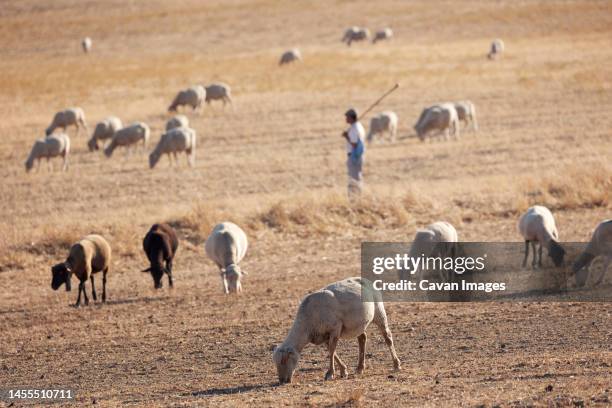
(35, 30), (609, 385)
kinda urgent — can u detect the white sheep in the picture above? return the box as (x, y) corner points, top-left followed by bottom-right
(165, 115), (189, 131)
(204, 83), (233, 107)
(51, 234), (111, 307)
(518, 205), (565, 268)
(273, 277), (401, 384)
(25, 133), (70, 172)
(572, 220), (611, 286)
(372, 28), (393, 44)
(46, 107), (88, 137)
(453, 100), (478, 131)
(487, 39), (504, 59)
(168, 85), (206, 112)
(149, 127), (196, 168)
(204, 222), (248, 294)
(342, 26), (370, 46)
(82, 37), (92, 54)
(87, 116), (123, 151)
(366, 111), (398, 144)
(103, 122), (150, 157)
(414, 103), (460, 141)
(279, 48), (302, 65)
(400, 221), (458, 281)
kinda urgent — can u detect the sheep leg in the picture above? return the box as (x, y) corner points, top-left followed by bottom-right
(62, 152), (68, 171)
(166, 260), (174, 288)
(75, 283), (82, 307)
(90, 275), (97, 301)
(102, 268), (108, 302)
(173, 152), (178, 165)
(522, 240), (529, 268)
(538, 243), (543, 268)
(334, 354), (348, 378)
(356, 333), (367, 374)
(531, 242), (538, 269)
(47, 158), (52, 172)
(324, 335), (339, 380)
(595, 257), (610, 285)
(374, 317), (401, 370)
(81, 281), (89, 305)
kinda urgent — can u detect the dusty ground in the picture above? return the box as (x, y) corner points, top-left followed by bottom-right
(0, 0), (611, 406)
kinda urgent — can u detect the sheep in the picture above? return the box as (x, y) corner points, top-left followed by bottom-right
(87, 116), (123, 151)
(372, 28), (393, 44)
(366, 111), (398, 144)
(414, 103), (460, 141)
(400, 221), (458, 281)
(168, 85), (206, 113)
(487, 39), (504, 59)
(572, 220), (611, 286)
(104, 122), (150, 157)
(149, 127), (196, 169)
(51, 234), (111, 307)
(25, 133), (70, 172)
(279, 48), (302, 65)
(204, 83), (233, 107)
(165, 114), (189, 131)
(82, 37), (92, 53)
(272, 277), (401, 384)
(46, 107), (88, 137)
(453, 100), (478, 131)
(342, 26), (370, 46)
(518, 205), (565, 268)
(204, 222), (248, 294)
(142, 223), (179, 289)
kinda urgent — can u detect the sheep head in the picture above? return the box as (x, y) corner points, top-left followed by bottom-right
(87, 137), (99, 152)
(222, 264), (246, 294)
(142, 264), (168, 289)
(148, 152), (161, 169)
(549, 241), (566, 267)
(273, 346), (299, 384)
(51, 263), (72, 291)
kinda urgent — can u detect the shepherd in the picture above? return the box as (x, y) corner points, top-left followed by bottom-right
(342, 108), (366, 197)
(341, 83), (399, 197)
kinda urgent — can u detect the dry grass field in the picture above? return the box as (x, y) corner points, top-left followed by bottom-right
(1, 0), (611, 406)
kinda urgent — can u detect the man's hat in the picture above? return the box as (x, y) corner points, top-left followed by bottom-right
(345, 108), (358, 120)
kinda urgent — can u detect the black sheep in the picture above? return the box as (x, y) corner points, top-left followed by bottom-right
(142, 223), (178, 289)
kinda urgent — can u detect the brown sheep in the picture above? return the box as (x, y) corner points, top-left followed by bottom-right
(51, 234), (111, 307)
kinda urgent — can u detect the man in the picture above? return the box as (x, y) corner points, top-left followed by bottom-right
(342, 108), (365, 196)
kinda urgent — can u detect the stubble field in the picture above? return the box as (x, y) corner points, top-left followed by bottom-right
(0, 0), (611, 406)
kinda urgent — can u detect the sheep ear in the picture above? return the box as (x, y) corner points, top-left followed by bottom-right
(142, 267), (151, 273)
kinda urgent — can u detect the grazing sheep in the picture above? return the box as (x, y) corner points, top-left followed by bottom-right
(487, 39), (504, 59)
(87, 116), (123, 151)
(279, 48), (302, 65)
(142, 223), (179, 289)
(46, 107), (88, 137)
(204, 222), (248, 294)
(572, 220), (611, 286)
(372, 28), (393, 44)
(414, 103), (460, 141)
(165, 115), (189, 131)
(25, 133), (70, 172)
(168, 85), (206, 113)
(273, 277), (401, 384)
(400, 221), (458, 281)
(51, 234), (111, 307)
(103, 122), (150, 157)
(149, 127), (196, 169)
(518, 205), (565, 268)
(204, 83), (233, 107)
(82, 37), (92, 53)
(453, 100), (478, 131)
(366, 111), (398, 144)
(342, 26), (370, 46)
